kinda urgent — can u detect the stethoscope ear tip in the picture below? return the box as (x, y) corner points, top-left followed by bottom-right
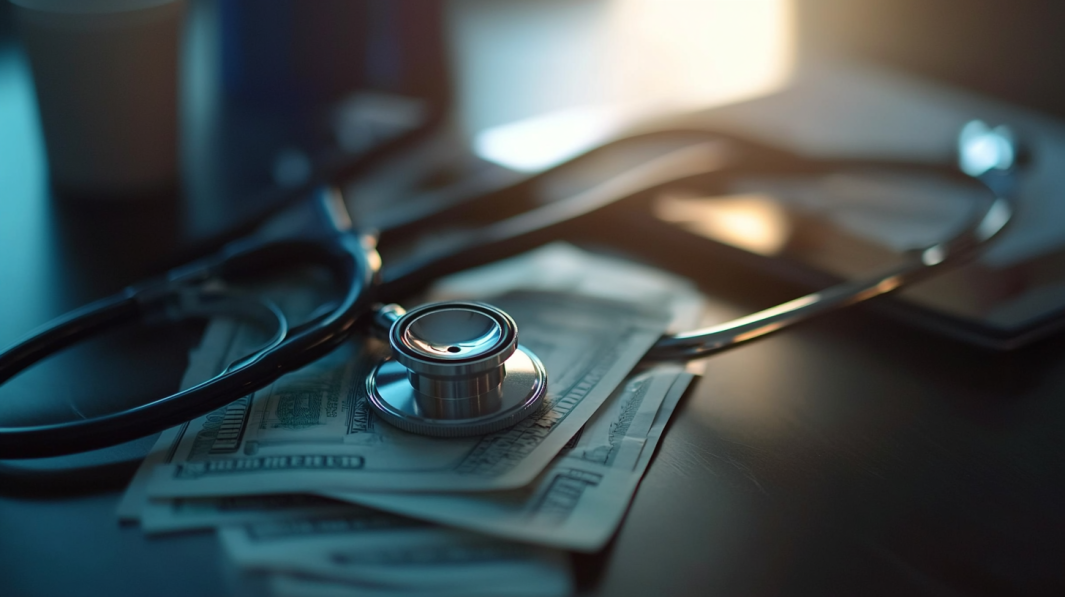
(958, 120), (1028, 176)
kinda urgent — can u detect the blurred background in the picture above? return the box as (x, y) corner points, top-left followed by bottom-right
(802, 0), (1065, 119)
(2, 0), (1065, 347)
(6, 5), (1065, 597)
(4, 0), (1064, 208)
(4, 0), (1065, 184)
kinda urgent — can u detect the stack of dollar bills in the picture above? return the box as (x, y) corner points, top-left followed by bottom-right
(118, 243), (706, 597)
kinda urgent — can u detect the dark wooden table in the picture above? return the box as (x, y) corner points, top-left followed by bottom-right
(2, 30), (1065, 597)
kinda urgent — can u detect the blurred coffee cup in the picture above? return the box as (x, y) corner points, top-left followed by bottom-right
(12, 0), (186, 198)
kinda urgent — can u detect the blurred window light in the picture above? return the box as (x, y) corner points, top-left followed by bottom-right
(607, 0), (794, 112)
(653, 193), (792, 256)
(453, 0), (795, 172)
(473, 104), (635, 174)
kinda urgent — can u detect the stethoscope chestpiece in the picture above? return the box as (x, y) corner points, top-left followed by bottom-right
(366, 301), (547, 437)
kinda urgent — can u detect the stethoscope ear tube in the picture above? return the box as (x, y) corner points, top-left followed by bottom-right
(0, 122), (1023, 457)
(644, 124), (1021, 361)
(377, 142), (728, 300)
(0, 294), (140, 390)
(0, 189), (379, 459)
(375, 123), (1018, 364)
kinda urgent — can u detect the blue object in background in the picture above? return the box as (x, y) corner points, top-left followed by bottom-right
(219, 0), (447, 110)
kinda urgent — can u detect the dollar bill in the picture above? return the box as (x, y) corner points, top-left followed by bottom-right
(118, 277), (334, 520)
(141, 290), (669, 497)
(325, 367), (693, 552)
(140, 493), (357, 534)
(138, 367), (690, 546)
(267, 573), (567, 597)
(429, 242), (706, 334)
(220, 512), (572, 595)
(120, 243), (704, 519)
(118, 316), (246, 520)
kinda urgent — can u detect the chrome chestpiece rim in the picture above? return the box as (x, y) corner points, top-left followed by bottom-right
(366, 302), (548, 437)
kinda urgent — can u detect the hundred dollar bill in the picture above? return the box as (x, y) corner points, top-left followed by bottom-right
(118, 276), (334, 520)
(120, 243), (703, 519)
(142, 290), (669, 497)
(138, 366), (689, 539)
(326, 367), (693, 552)
(140, 493), (357, 534)
(430, 242), (705, 334)
(117, 316), (266, 520)
(267, 573), (567, 597)
(220, 513), (572, 595)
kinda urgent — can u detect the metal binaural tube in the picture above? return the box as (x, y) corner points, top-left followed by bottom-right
(645, 121), (1021, 362)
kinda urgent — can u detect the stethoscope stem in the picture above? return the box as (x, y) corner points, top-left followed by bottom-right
(645, 261), (924, 361)
(646, 192), (1015, 361)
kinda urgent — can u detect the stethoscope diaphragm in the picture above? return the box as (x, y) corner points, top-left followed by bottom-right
(365, 301), (547, 437)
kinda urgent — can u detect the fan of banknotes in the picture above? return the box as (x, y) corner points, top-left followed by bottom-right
(119, 243), (707, 597)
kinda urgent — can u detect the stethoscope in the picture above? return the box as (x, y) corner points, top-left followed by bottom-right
(0, 122), (1021, 458)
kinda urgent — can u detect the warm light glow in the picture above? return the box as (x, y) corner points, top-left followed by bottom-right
(607, 0), (794, 112)
(653, 193), (791, 255)
(876, 276), (902, 294)
(455, 0), (795, 172)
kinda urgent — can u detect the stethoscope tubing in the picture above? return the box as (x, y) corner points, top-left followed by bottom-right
(0, 127), (1020, 459)
(375, 134), (1016, 361)
(0, 190), (377, 459)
